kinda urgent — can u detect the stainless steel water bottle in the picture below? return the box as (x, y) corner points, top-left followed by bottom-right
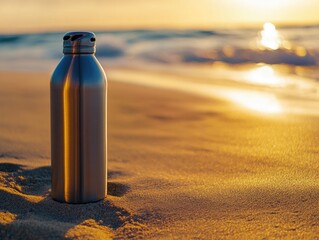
(50, 32), (107, 203)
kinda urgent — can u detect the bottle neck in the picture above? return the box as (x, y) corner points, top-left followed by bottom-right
(63, 46), (96, 54)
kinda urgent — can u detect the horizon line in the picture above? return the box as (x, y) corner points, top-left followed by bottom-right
(1, 22), (319, 35)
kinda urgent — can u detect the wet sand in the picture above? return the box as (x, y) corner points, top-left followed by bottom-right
(0, 71), (319, 239)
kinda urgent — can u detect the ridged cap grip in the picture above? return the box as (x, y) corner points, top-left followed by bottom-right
(63, 32), (96, 54)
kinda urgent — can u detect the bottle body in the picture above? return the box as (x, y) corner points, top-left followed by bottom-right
(50, 54), (107, 203)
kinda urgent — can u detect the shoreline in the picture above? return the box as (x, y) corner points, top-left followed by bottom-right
(1, 71), (319, 238)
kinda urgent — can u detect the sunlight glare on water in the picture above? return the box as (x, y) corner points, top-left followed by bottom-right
(227, 91), (282, 114)
(247, 65), (284, 87)
(259, 22), (282, 50)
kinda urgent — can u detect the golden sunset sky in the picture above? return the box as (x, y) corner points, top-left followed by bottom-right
(1, 0), (319, 33)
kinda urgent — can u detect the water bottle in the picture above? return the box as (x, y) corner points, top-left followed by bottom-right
(50, 32), (107, 203)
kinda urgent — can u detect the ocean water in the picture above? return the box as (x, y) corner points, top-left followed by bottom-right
(1, 26), (319, 69)
(1, 26), (319, 114)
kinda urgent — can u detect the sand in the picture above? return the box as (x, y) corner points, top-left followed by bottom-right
(1, 71), (319, 239)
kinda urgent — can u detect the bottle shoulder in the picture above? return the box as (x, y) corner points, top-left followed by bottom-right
(51, 55), (107, 86)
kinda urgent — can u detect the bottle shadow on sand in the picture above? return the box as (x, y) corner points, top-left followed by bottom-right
(0, 163), (143, 239)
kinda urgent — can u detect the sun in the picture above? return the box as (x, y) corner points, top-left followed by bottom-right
(239, 0), (292, 10)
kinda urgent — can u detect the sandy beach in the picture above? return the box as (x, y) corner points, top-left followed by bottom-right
(1, 70), (319, 239)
